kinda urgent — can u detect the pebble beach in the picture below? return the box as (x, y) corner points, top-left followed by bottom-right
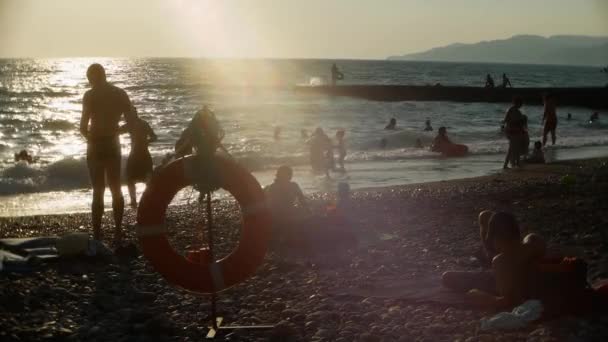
(1, 158), (608, 342)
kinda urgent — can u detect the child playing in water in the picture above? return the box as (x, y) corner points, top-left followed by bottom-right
(120, 106), (157, 208)
(525, 141), (545, 164)
(335, 129), (346, 171)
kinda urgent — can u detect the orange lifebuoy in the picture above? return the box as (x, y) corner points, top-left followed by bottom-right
(136, 154), (272, 294)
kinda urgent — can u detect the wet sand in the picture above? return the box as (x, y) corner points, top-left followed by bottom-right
(1, 158), (607, 341)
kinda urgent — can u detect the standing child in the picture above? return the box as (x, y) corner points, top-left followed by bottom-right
(121, 106), (157, 208)
(336, 129), (346, 171)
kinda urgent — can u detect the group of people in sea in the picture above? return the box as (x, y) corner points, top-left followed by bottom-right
(383, 117), (469, 157)
(501, 93), (562, 168)
(485, 73), (512, 88)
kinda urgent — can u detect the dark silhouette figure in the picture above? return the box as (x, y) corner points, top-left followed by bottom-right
(502, 73), (512, 88)
(502, 97), (526, 169)
(80, 63), (135, 244)
(14, 150), (34, 163)
(385, 118), (397, 130)
(485, 74), (495, 88)
(379, 138), (388, 149)
(431, 127), (451, 152)
(331, 63), (344, 86)
(424, 119), (433, 131)
(542, 94), (557, 146)
(567, 113), (572, 121)
(415, 138), (424, 148)
(120, 107), (157, 208)
(590, 112), (600, 123)
(308, 127), (332, 177)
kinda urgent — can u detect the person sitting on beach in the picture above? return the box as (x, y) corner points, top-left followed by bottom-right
(589, 112), (600, 123)
(335, 129), (347, 171)
(525, 141), (545, 164)
(308, 127), (333, 176)
(265, 165), (310, 225)
(385, 118), (397, 130)
(501, 73), (512, 88)
(80, 63), (135, 244)
(442, 211), (548, 309)
(119, 106), (157, 208)
(502, 97), (526, 169)
(485, 74), (495, 88)
(443, 211), (606, 315)
(14, 150), (34, 164)
(424, 119), (433, 131)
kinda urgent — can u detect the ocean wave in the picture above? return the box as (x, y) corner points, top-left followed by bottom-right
(0, 118), (75, 131)
(41, 119), (75, 131)
(0, 88), (76, 98)
(0, 157), (91, 195)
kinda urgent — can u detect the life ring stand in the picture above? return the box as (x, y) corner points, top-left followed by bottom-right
(136, 154), (272, 294)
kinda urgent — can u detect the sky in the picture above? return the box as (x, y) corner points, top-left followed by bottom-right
(1, 0), (607, 59)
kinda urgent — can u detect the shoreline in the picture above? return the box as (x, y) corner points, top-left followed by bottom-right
(1, 157), (607, 340)
(1, 153), (606, 219)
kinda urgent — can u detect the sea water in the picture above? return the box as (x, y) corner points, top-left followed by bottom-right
(1, 58), (607, 216)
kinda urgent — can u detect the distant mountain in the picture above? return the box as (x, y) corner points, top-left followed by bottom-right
(388, 35), (608, 66)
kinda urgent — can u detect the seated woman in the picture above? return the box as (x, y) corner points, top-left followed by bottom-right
(443, 211), (603, 316)
(265, 165), (310, 224)
(431, 127), (468, 157)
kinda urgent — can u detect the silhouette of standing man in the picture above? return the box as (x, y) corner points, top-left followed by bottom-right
(331, 63), (344, 86)
(80, 64), (134, 244)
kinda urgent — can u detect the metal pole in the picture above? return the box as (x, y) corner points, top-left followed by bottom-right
(205, 192), (219, 331)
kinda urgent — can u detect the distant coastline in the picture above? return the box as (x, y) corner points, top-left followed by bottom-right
(388, 35), (608, 67)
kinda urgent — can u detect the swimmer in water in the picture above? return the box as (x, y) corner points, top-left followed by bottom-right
(424, 119), (433, 131)
(430, 127), (452, 152)
(14, 150), (34, 164)
(385, 118), (397, 130)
